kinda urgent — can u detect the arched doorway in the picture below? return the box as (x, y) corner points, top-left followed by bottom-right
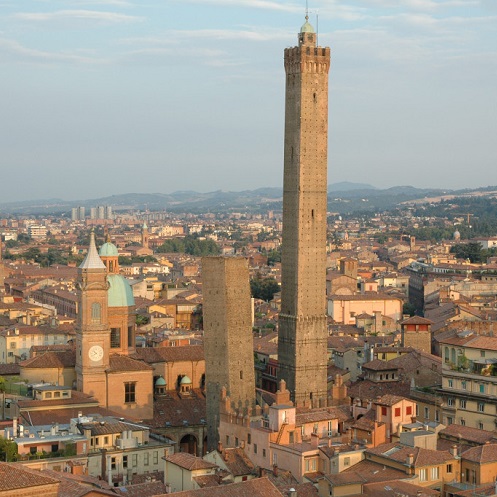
(179, 434), (198, 455)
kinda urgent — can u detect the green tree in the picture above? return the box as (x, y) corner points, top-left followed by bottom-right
(250, 276), (280, 302)
(450, 242), (484, 263)
(0, 438), (18, 462)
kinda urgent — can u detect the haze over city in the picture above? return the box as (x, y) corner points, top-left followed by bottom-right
(2, 0), (496, 203)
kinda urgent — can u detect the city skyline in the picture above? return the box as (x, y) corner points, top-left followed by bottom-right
(2, 0), (496, 203)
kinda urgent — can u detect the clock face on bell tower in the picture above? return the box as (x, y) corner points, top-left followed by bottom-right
(89, 345), (104, 362)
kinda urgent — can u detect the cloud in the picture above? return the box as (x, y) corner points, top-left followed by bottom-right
(12, 9), (143, 24)
(171, 0), (299, 13)
(0, 36), (104, 63)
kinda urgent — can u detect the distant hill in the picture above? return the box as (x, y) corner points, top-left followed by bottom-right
(1, 185), (496, 216)
(329, 181), (377, 192)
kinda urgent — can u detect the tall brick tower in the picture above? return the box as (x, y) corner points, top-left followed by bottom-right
(278, 16), (330, 408)
(75, 230), (111, 403)
(202, 257), (255, 451)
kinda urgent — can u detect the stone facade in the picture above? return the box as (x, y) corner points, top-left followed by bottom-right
(278, 20), (331, 408)
(202, 257), (256, 451)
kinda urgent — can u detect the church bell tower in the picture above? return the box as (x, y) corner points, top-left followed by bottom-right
(75, 230), (111, 404)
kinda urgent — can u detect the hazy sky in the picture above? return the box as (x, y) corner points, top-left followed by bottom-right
(1, 0), (496, 202)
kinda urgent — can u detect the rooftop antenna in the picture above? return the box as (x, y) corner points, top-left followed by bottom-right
(316, 9), (319, 46)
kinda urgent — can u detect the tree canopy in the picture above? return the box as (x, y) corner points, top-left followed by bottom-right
(156, 236), (220, 256)
(250, 276), (280, 302)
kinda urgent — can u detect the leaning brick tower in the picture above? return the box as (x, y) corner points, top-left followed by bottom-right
(277, 16), (331, 408)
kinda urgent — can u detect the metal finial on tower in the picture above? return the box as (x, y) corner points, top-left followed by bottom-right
(305, 0), (309, 21)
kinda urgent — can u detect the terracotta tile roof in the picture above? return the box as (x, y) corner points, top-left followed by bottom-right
(133, 344), (204, 363)
(362, 359), (398, 372)
(350, 409), (378, 431)
(324, 472), (366, 485)
(348, 380), (411, 402)
(363, 480), (439, 497)
(78, 420), (148, 436)
(367, 444), (455, 466)
(17, 389), (98, 409)
(461, 443), (497, 463)
(375, 394), (407, 406)
(165, 452), (217, 471)
(147, 389), (206, 426)
(277, 483), (318, 497)
(401, 316), (433, 325)
(193, 475), (222, 488)
(440, 424), (497, 445)
(20, 350), (75, 369)
(158, 477), (284, 497)
(0, 363), (20, 375)
(108, 354), (153, 372)
(0, 462), (59, 491)
(40, 469), (116, 497)
(296, 405), (351, 425)
(341, 460), (408, 483)
(218, 447), (256, 476)
(19, 406), (127, 426)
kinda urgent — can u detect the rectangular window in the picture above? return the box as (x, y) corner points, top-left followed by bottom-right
(123, 456), (128, 469)
(132, 454), (138, 467)
(104, 436), (109, 445)
(235, 437), (239, 447)
(448, 398), (454, 406)
(478, 402), (485, 412)
(289, 431), (294, 444)
(144, 453), (149, 466)
(460, 418), (466, 426)
(448, 379), (453, 388)
(125, 382), (136, 403)
(424, 407), (429, 419)
(479, 422), (484, 430)
(153, 451), (158, 464)
(254, 444), (257, 454)
(480, 384), (485, 394)
(406, 406), (412, 416)
(344, 457), (350, 467)
(226, 436), (229, 446)
(262, 449), (266, 458)
(381, 407), (387, 416)
(419, 468), (427, 482)
(247, 434), (251, 445)
(435, 410), (440, 422)
(460, 399), (466, 409)
(110, 328), (121, 348)
(461, 381), (467, 390)
(431, 467), (439, 480)
(394, 407), (401, 417)
(111, 457), (116, 470)
(447, 417), (453, 425)
(447, 464), (452, 473)
(128, 326), (134, 348)
(481, 350), (486, 357)
(95, 437), (99, 446)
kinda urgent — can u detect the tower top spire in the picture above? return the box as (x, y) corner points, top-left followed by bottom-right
(300, 1), (315, 35)
(79, 229), (106, 270)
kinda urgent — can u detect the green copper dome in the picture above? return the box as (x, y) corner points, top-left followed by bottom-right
(107, 274), (135, 307)
(300, 19), (315, 34)
(180, 375), (192, 385)
(155, 376), (166, 386)
(99, 241), (119, 257)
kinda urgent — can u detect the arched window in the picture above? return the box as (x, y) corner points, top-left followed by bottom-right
(91, 303), (101, 323)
